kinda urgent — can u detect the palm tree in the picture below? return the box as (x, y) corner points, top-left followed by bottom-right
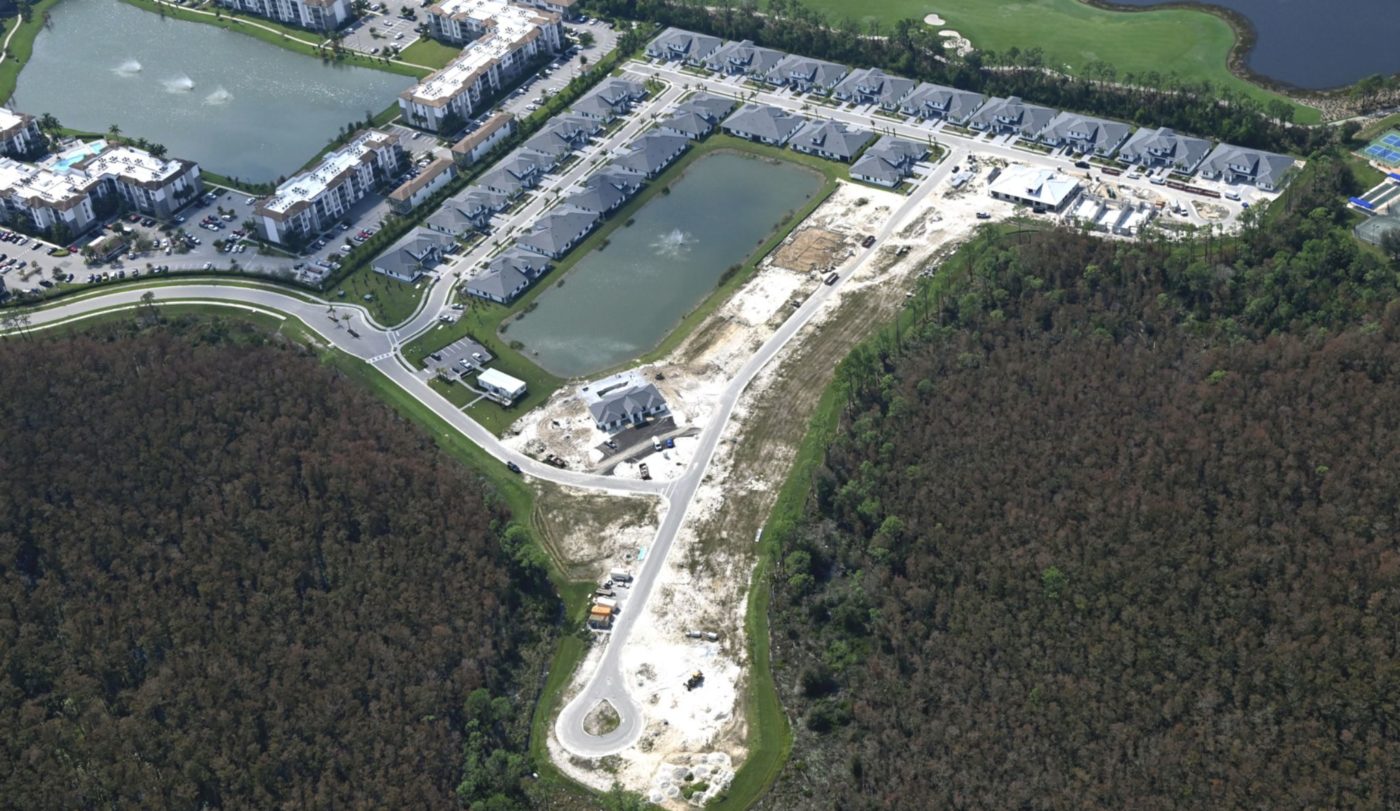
(38, 113), (59, 133)
(107, 123), (122, 139)
(148, 143), (168, 159)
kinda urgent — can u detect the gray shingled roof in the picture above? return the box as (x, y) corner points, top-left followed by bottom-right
(833, 68), (916, 106)
(489, 247), (549, 278)
(615, 132), (689, 176)
(900, 83), (986, 121)
(722, 104), (806, 144)
(1036, 112), (1132, 154)
(685, 93), (737, 121)
(1200, 143), (1296, 187)
(466, 266), (528, 301)
(970, 96), (1058, 133)
(646, 27), (722, 61)
(588, 383), (667, 426)
(426, 206), (478, 236)
(705, 39), (786, 75)
(1119, 127), (1212, 171)
(764, 54), (848, 90)
(850, 136), (927, 184)
(571, 94), (619, 120)
(662, 110), (713, 137)
(516, 205), (600, 257)
(789, 120), (873, 161)
(567, 180), (628, 213)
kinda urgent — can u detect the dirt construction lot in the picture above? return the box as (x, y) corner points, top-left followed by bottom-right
(536, 174), (999, 806)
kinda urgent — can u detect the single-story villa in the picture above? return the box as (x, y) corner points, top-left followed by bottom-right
(372, 227), (455, 282)
(582, 372), (670, 432)
(465, 265), (529, 304)
(850, 136), (928, 187)
(477, 367), (527, 403)
(1197, 143), (1297, 190)
(568, 169), (641, 213)
(832, 67), (917, 110)
(899, 83), (986, 124)
(968, 96), (1058, 136)
(1117, 127), (1213, 174)
(660, 93), (737, 138)
(789, 119), (873, 163)
(465, 249), (551, 303)
(646, 27), (722, 65)
(1035, 112), (1132, 156)
(614, 131), (690, 177)
(516, 205), (600, 259)
(573, 78), (647, 121)
(722, 104), (806, 146)
(704, 39), (785, 77)
(763, 54), (849, 94)
(987, 166), (1082, 213)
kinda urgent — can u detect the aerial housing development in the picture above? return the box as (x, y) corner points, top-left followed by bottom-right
(9, 3), (1376, 808)
(254, 129), (404, 246)
(402, 0), (564, 133)
(0, 138), (201, 236)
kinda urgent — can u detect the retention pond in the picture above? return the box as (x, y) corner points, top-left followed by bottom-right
(13, 0), (412, 182)
(507, 151), (824, 378)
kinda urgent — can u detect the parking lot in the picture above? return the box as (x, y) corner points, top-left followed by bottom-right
(494, 20), (620, 119)
(425, 333), (494, 377)
(341, 4), (422, 57)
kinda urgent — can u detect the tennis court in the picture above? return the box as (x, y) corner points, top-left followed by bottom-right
(1362, 131), (1400, 168)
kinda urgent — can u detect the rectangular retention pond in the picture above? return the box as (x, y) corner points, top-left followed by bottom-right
(13, 0), (413, 182)
(507, 151), (824, 378)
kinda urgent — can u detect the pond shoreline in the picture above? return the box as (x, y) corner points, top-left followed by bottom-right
(1084, 0), (1396, 106)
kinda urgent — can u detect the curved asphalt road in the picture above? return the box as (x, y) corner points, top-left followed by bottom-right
(553, 156), (959, 755)
(6, 127), (959, 761)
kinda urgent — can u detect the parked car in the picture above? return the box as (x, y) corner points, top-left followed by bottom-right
(824, 271), (839, 285)
(506, 461), (521, 474)
(860, 234), (876, 248)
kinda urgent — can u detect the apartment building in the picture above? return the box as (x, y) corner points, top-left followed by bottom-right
(254, 129), (404, 245)
(0, 141), (202, 237)
(217, 0), (351, 31)
(0, 107), (44, 160)
(405, 0), (563, 133)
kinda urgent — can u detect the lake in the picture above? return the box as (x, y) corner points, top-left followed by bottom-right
(13, 0), (412, 181)
(1108, 0), (1398, 89)
(508, 151), (824, 378)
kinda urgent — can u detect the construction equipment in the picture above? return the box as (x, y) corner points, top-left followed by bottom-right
(685, 670), (705, 691)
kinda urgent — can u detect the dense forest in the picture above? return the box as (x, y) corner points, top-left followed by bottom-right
(585, 0), (1341, 154)
(0, 321), (559, 810)
(761, 154), (1400, 808)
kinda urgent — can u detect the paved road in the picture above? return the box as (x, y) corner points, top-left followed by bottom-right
(623, 62), (1266, 224)
(553, 148), (962, 756)
(394, 82), (690, 345)
(11, 280), (664, 497)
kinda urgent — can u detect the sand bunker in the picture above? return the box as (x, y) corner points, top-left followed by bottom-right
(924, 12), (945, 26)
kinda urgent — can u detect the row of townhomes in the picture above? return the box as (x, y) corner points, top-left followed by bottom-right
(254, 128), (405, 246)
(455, 78), (671, 299)
(216, 0), (352, 32)
(399, 0), (564, 134)
(719, 103), (928, 188)
(0, 112), (202, 237)
(646, 27), (1298, 191)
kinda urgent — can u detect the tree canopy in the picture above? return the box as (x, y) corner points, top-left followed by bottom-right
(0, 324), (555, 809)
(760, 157), (1400, 808)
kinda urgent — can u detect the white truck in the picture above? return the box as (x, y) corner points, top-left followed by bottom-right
(609, 568), (633, 583)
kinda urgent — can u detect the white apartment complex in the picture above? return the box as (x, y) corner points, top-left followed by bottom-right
(404, 0), (563, 133)
(254, 129), (404, 245)
(216, 0), (352, 31)
(0, 107), (44, 160)
(0, 142), (202, 237)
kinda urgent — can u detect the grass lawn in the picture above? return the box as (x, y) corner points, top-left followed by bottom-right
(399, 37), (462, 70)
(0, 0), (64, 103)
(403, 135), (848, 434)
(330, 264), (431, 327)
(775, 0), (1319, 124)
(115, 0), (428, 79)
